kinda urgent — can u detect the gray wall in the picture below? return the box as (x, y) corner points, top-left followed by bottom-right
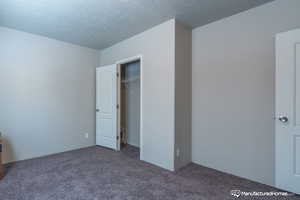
(100, 20), (176, 170)
(174, 22), (192, 170)
(0, 27), (99, 163)
(121, 61), (140, 147)
(192, 0), (300, 186)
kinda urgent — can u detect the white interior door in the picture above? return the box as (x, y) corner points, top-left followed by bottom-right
(276, 29), (300, 194)
(96, 65), (118, 150)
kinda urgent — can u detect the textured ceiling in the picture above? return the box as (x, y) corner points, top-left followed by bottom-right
(0, 0), (274, 49)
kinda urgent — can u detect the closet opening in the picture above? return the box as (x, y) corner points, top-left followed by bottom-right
(117, 58), (141, 160)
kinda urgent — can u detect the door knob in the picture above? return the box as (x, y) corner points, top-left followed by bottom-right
(96, 109), (100, 112)
(278, 116), (288, 123)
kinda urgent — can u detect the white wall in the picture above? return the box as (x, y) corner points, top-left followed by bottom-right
(0, 27), (99, 163)
(100, 20), (175, 170)
(192, 0), (300, 186)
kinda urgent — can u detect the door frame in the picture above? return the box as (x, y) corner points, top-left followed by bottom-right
(116, 55), (143, 160)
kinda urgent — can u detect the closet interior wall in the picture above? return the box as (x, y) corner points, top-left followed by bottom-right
(120, 61), (140, 148)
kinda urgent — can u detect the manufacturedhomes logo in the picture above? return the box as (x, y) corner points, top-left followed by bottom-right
(230, 190), (294, 198)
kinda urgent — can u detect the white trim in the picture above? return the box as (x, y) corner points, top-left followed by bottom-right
(116, 55), (143, 65)
(116, 65), (121, 151)
(116, 55), (143, 161)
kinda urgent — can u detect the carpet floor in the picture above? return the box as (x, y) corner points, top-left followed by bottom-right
(0, 146), (299, 200)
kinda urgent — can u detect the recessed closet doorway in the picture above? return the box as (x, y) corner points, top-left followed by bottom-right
(96, 56), (142, 160)
(118, 59), (141, 158)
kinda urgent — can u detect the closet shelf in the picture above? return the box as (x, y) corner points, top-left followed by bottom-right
(121, 76), (140, 83)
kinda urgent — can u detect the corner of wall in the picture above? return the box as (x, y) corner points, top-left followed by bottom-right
(174, 21), (192, 170)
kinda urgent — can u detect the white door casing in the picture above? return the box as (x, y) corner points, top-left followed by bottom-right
(96, 65), (118, 150)
(276, 29), (300, 195)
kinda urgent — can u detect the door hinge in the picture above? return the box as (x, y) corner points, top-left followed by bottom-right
(117, 72), (119, 77)
(117, 104), (119, 109)
(117, 136), (119, 140)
